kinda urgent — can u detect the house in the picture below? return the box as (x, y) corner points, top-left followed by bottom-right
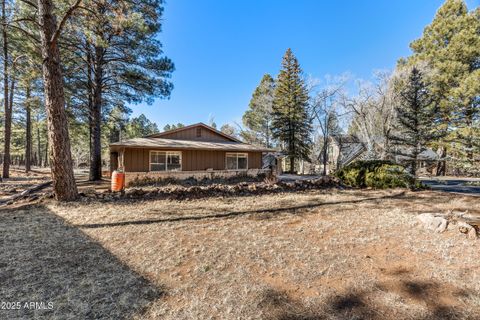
(109, 123), (274, 185)
(394, 148), (441, 175)
(327, 134), (442, 175)
(328, 135), (366, 171)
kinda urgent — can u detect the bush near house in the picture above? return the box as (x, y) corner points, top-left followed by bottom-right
(335, 160), (420, 189)
(128, 172), (268, 188)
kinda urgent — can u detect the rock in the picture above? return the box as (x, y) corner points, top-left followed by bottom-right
(468, 228), (478, 240)
(82, 187), (97, 195)
(284, 182), (295, 189)
(124, 188), (146, 197)
(417, 213), (448, 233)
(458, 222), (478, 240)
(270, 184), (280, 190)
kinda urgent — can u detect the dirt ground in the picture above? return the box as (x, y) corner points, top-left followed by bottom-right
(1, 188), (480, 319)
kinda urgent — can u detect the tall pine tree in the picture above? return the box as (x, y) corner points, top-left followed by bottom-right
(389, 67), (442, 175)
(243, 74), (275, 148)
(61, 0), (174, 181)
(272, 49), (312, 173)
(405, 0), (480, 175)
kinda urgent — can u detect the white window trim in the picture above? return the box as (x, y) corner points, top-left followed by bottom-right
(149, 150), (182, 172)
(225, 152), (248, 170)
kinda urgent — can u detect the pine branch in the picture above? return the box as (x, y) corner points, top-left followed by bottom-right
(49, 0), (83, 49)
(17, 0), (38, 9)
(5, 24), (40, 43)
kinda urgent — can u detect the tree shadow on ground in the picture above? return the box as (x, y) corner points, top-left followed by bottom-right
(76, 192), (407, 229)
(257, 272), (474, 320)
(0, 204), (163, 319)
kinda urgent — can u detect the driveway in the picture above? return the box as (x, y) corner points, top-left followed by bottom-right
(420, 177), (480, 196)
(278, 174), (321, 181)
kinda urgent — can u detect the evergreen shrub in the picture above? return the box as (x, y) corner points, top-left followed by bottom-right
(335, 160), (419, 189)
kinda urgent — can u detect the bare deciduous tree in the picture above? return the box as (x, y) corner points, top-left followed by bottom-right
(309, 75), (347, 175)
(342, 71), (397, 160)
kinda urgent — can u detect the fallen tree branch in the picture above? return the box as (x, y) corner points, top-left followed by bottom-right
(0, 181), (52, 205)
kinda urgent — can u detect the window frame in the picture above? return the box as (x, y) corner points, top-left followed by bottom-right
(149, 150), (182, 172)
(225, 152), (248, 170)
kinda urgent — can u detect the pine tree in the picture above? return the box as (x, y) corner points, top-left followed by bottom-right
(61, 0), (174, 181)
(220, 123), (237, 137)
(125, 114), (159, 138)
(405, 0), (480, 175)
(35, 0), (81, 200)
(389, 67), (442, 175)
(272, 49), (312, 173)
(1, 0), (9, 179)
(163, 123), (184, 131)
(448, 8), (480, 172)
(243, 74), (275, 147)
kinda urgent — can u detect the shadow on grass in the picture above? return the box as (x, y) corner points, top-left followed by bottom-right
(76, 191), (407, 229)
(257, 278), (468, 320)
(0, 204), (163, 319)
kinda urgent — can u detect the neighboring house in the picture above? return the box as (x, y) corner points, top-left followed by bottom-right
(394, 148), (441, 175)
(109, 123), (273, 185)
(327, 134), (442, 175)
(262, 151), (287, 175)
(328, 135), (366, 171)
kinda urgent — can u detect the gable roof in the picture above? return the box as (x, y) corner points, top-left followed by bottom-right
(146, 122), (242, 143)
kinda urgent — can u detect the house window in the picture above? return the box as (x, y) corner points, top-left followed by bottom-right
(150, 151), (182, 171)
(196, 128), (202, 137)
(226, 153), (248, 170)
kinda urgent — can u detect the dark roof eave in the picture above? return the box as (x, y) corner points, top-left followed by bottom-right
(109, 144), (276, 153)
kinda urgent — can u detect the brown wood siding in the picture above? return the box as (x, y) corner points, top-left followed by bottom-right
(248, 152), (262, 169)
(123, 148), (263, 172)
(159, 127), (232, 142)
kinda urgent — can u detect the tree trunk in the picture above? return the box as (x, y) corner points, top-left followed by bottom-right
(411, 160), (417, 176)
(289, 156), (295, 174)
(44, 137), (48, 167)
(2, 0), (9, 179)
(265, 122), (270, 149)
(465, 104), (474, 161)
(89, 45), (103, 181)
(37, 0), (78, 201)
(86, 43), (93, 172)
(322, 138), (328, 176)
(25, 83), (32, 172)
(36, 114), (42, 167)
(3, 70), (14, 176)
(436, 147), (447, 176)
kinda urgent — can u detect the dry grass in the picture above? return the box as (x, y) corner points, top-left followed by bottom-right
(2, 188), (480, 319)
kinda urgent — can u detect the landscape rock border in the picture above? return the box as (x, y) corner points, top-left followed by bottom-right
(79, 176), (342, 202)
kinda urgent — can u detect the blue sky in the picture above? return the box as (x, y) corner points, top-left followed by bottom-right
(130, 0), (479, 130)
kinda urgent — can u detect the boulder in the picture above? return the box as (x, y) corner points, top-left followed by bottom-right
(417, 213), (449, 233)
(458, 222), (478, 240)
